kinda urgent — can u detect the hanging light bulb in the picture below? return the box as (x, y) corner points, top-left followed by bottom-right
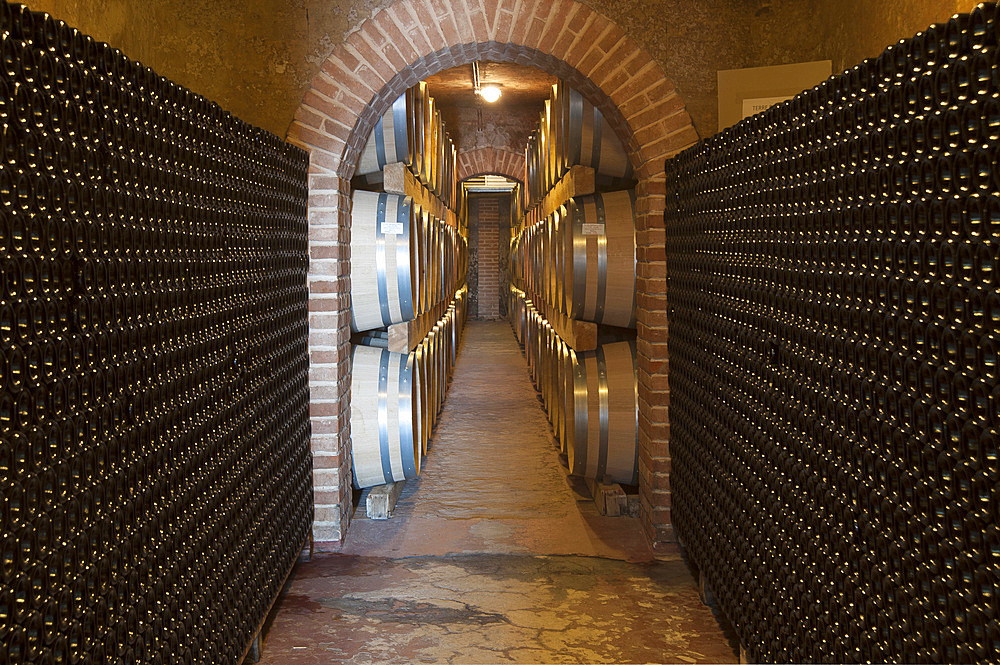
(479, 85), (502, 103)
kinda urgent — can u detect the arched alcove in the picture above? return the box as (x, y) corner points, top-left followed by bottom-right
(456, 147), (525, 183)
(287, 0), (699, 550)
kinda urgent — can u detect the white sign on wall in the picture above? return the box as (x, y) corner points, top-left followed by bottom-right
(717, 60), (832, 131)
(742, 95), (794, 119)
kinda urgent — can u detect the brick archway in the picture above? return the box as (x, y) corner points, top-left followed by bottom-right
(456, 147), (525, 184)
(288, 0), (699, 550)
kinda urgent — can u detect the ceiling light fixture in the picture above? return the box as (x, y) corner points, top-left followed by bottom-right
(472, 62), (501, 103)
(479, 85), (501, 103)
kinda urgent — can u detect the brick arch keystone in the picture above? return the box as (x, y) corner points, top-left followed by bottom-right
(288, 0), (700, 551)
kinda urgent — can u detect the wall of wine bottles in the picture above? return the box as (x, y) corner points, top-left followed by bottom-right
(666, 6), (999, 663)
(1, 3), (312, 663)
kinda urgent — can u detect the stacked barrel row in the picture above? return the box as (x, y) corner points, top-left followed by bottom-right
(667, 5), (1000, 663)
(350, 189), (467, 332)
(510, 189), (637, 329)
(350, 287), (468, 488)
(523, 81), (634, 209)
(509, 287), (638, 485)
(357, 82), (457, 211)
(0, 4), (311, 663)
(349, 80), (467, 490)
(509, 82), (639, 487)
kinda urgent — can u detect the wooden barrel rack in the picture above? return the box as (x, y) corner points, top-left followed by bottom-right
(509, 80), (640, 495)
(349, 81), (468, 495)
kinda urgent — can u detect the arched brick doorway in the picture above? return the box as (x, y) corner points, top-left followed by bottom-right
(288, 0), (699, 550)
(456, 147), (525, 184)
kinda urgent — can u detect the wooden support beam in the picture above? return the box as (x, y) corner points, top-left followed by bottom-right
(533, 295), (597, 353)
(586, 477), (628, 517)
(365, 481), (406, 520)
(383, 161), (458, 229)
(509, 285), (597, 353)
(516, 164), (595, 235)
(386, 297), (450, 354)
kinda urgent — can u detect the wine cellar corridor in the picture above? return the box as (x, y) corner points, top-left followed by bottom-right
(255, 320), (735, 664)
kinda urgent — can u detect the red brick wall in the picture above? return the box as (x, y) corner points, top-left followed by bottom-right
(457, 147), (525, 183)
(476, 198), (501, 319)
(287, 0), (699, 551)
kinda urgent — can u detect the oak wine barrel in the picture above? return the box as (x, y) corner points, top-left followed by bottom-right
(413, 341), (431, 455)
(350, 190), (419, 332)
(563, 85), (634, 186)
(350, 345), (421, 488)
(566, 340), (639, 486)
(356, 88), (414, 176)
(562, 190), (637, 328)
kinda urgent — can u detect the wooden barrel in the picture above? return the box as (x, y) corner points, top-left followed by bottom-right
(558, 344), (578, 454)
(357, 88), (414, 176)
(531, 313), (546, 387)
(563, 86), (634, 185)
(545, 331), (573, 450)
(566, 340), (638, 486)
(412, 341), (431, 456)
(350, 345), (421, 488)
(562, 190), (636, 328)
(417, 208), (431, 313)
(509, 286), (527, 344)
(545, 209), (569, 312)
(548, 83), (566, 189)
(541, 100), (553, 193)
(350, 190), (419, 332)
(412, 82), (428, 184)
(525, 307), (538, 384)
(434, 319), (448, 408)
(352, 330), (389, 348)
(425, 328), (440, 443)
(446, 304), (459, 378)
(423, 94), (436, 192)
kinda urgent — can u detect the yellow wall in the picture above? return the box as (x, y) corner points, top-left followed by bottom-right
(20, 0), (989, 139)
(21, 0), (390, 136)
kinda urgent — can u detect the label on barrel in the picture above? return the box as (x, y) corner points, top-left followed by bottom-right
(381, 221), (404, 235)
(582, 223), (605, 236)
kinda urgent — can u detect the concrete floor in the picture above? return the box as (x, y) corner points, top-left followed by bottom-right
(257, 321), (737, 664)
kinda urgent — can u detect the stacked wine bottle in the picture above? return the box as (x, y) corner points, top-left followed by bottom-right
(666, 5), (1000, 663)
(1, 3), (312, 663)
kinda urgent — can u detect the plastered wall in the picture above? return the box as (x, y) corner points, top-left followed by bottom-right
(437, 104), (540, 168)
(755, 0), (983, 79)
(21, 0), (985, 142)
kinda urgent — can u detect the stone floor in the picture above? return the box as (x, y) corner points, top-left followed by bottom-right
(257, 320), (737, 664)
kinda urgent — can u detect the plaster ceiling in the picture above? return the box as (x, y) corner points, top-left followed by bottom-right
(424, 61), (559, 110)
(423, 61), (558, 171)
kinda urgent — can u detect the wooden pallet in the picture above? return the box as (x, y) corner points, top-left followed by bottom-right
(564, 475), (640, 518)
(363, 480), (406, 519)
(585, 477), (629, 517)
